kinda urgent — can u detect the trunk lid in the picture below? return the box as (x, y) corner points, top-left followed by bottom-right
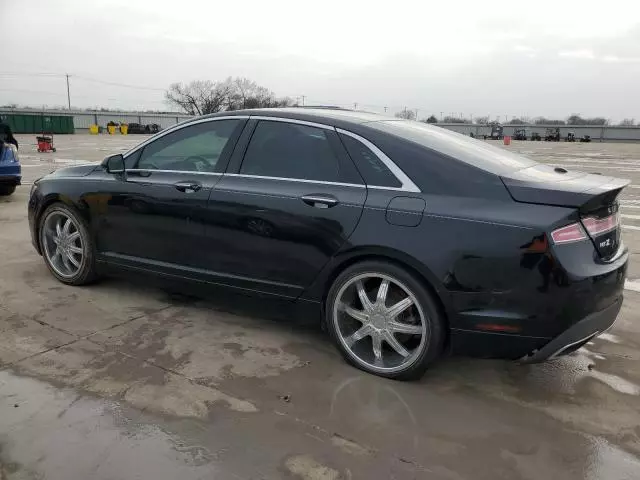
(501, 164), (629, 259)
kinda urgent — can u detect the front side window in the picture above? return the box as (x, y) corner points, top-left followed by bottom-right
(240, 121), (341, 182)
(136, 120), (240, 172)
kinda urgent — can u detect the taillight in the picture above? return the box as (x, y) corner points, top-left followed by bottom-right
(551, 223), (587, 244)
(581, 213), (619, 237)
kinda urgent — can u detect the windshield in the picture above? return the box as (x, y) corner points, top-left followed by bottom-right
(367, 120), (537, 174)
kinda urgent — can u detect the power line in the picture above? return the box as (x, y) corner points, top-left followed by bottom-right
(72, 75), (166, 91)
(0, 72), (63, 77)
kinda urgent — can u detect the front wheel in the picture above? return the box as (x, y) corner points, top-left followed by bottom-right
(39, 203), (99, 285)
(326, 260), (445, 380)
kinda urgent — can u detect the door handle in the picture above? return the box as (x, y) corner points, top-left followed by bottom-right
(174, 181), (202, 193)
(301, 194), (339, 208)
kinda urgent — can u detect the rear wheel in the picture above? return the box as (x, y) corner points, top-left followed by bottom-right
(0, 185), (16, 196)
(326, 260), (445, 380)
(39, 203), (98, 285)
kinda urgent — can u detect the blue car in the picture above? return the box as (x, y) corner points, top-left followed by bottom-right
(0, 142), (21, 195)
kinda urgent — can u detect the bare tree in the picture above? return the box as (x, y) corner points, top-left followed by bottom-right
(395, 109), (416, 120)
(566, 114), (607, 125)
(166, 77), (293, 115)
(474, 116), (489, 124)
(619, 118), (635, 126)
(507, 118), (524, 124)
(534, 117), (565, 125)
(165, 80), (233, 115)
(443, 116), (471, 124)
(422, 115), (438, 124)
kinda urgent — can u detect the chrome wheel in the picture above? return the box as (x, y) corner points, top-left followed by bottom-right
(41, 211), (84, 279)
(332, 273), (427, 374)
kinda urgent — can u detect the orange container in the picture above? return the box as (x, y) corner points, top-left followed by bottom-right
(504, 136), (511, 145)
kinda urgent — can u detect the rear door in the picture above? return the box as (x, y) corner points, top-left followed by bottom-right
(203, 118), (366, 297)
(97, 118), (245, 271)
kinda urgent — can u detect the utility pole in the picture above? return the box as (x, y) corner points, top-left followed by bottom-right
(354, 102), (358, 110)
(384, 106), (387, 113)
(440, 111), (443, 121)
(415, 109), (419, 121)
(301, 95), (306, 106)
(65, 74), (71, 110)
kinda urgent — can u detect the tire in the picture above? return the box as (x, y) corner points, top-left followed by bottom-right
(38, 203), (99, 285)
(0, 185), (16, 196)
(326, 260), (445, 380)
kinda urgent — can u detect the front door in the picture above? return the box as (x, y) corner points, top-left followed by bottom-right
(204, 119), (367, 297)
(96, 118), (245, 272)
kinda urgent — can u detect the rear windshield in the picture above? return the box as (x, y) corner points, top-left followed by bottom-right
(367, 120), (536, 174)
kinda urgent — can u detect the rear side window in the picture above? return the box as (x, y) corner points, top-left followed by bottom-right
(240, 121), (341, 182)
(340, 134), (401, 188)
(369, 120), (536, 174)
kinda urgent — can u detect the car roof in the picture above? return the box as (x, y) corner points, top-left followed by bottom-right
(200, 107), (395, 128)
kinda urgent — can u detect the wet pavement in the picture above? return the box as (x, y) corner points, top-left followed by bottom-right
(1, 135), (640, 479)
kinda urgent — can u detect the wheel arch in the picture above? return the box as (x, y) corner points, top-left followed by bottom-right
(308, 246), (452, 340)
(33, 193), (92, 253)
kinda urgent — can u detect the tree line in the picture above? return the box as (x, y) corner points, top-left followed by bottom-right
(395, 110), (635, 126)
(164, 78), (636, 126)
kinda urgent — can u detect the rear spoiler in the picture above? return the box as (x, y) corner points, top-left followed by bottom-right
(500, 165), (630, 211)
(580, 178), (630, 213)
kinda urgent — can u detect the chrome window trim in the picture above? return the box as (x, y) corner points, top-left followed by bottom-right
(224, 173), (365, 189)
(121, 115), (420, 193)
(126, 169), (221, 176)
(336, 128), (421, 193)
(249, 116), (335, 131)
(122, 116), (250, 158)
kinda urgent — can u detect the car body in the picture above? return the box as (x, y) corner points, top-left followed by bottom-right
(27, 108), (628, 379)
(0, 142), (21, 195)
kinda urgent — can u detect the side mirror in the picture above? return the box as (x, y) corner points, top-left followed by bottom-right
(105, 154), (125, 174)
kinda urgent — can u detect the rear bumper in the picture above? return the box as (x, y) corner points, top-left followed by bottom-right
(0, 173), (21, 186)
(520, 297), (622, 363)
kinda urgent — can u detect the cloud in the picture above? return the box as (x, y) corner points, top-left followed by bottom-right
(1, 0), (639, 121)
(558, 49), (597, 60)
(602, 55), (640, 63)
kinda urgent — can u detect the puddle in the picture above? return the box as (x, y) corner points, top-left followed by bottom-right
(0, 371), (216, 479)
(585, 436), (640, 480)
(569, 348), (639, 396)
(598, 333), (622, 344)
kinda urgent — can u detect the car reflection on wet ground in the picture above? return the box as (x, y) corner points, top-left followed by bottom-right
(1, 134), (640, 479)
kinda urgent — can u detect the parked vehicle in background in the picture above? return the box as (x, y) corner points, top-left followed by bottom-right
(0, 141), (21, 195)
(513, 128), (527, 140)
(127, 123), (161, 134)
(27, 108), (628, 379)
(545, 127), (561, 141)
(531, 132), (542, 141)
(483, 123), (504, 140)
(566, 132), (576, 142)
(580, 135), (592, 143)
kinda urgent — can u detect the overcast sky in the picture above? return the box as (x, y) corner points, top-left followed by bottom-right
(2, 0), (639, 121)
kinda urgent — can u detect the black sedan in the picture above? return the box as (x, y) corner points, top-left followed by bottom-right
(28, 109), (628, 380)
